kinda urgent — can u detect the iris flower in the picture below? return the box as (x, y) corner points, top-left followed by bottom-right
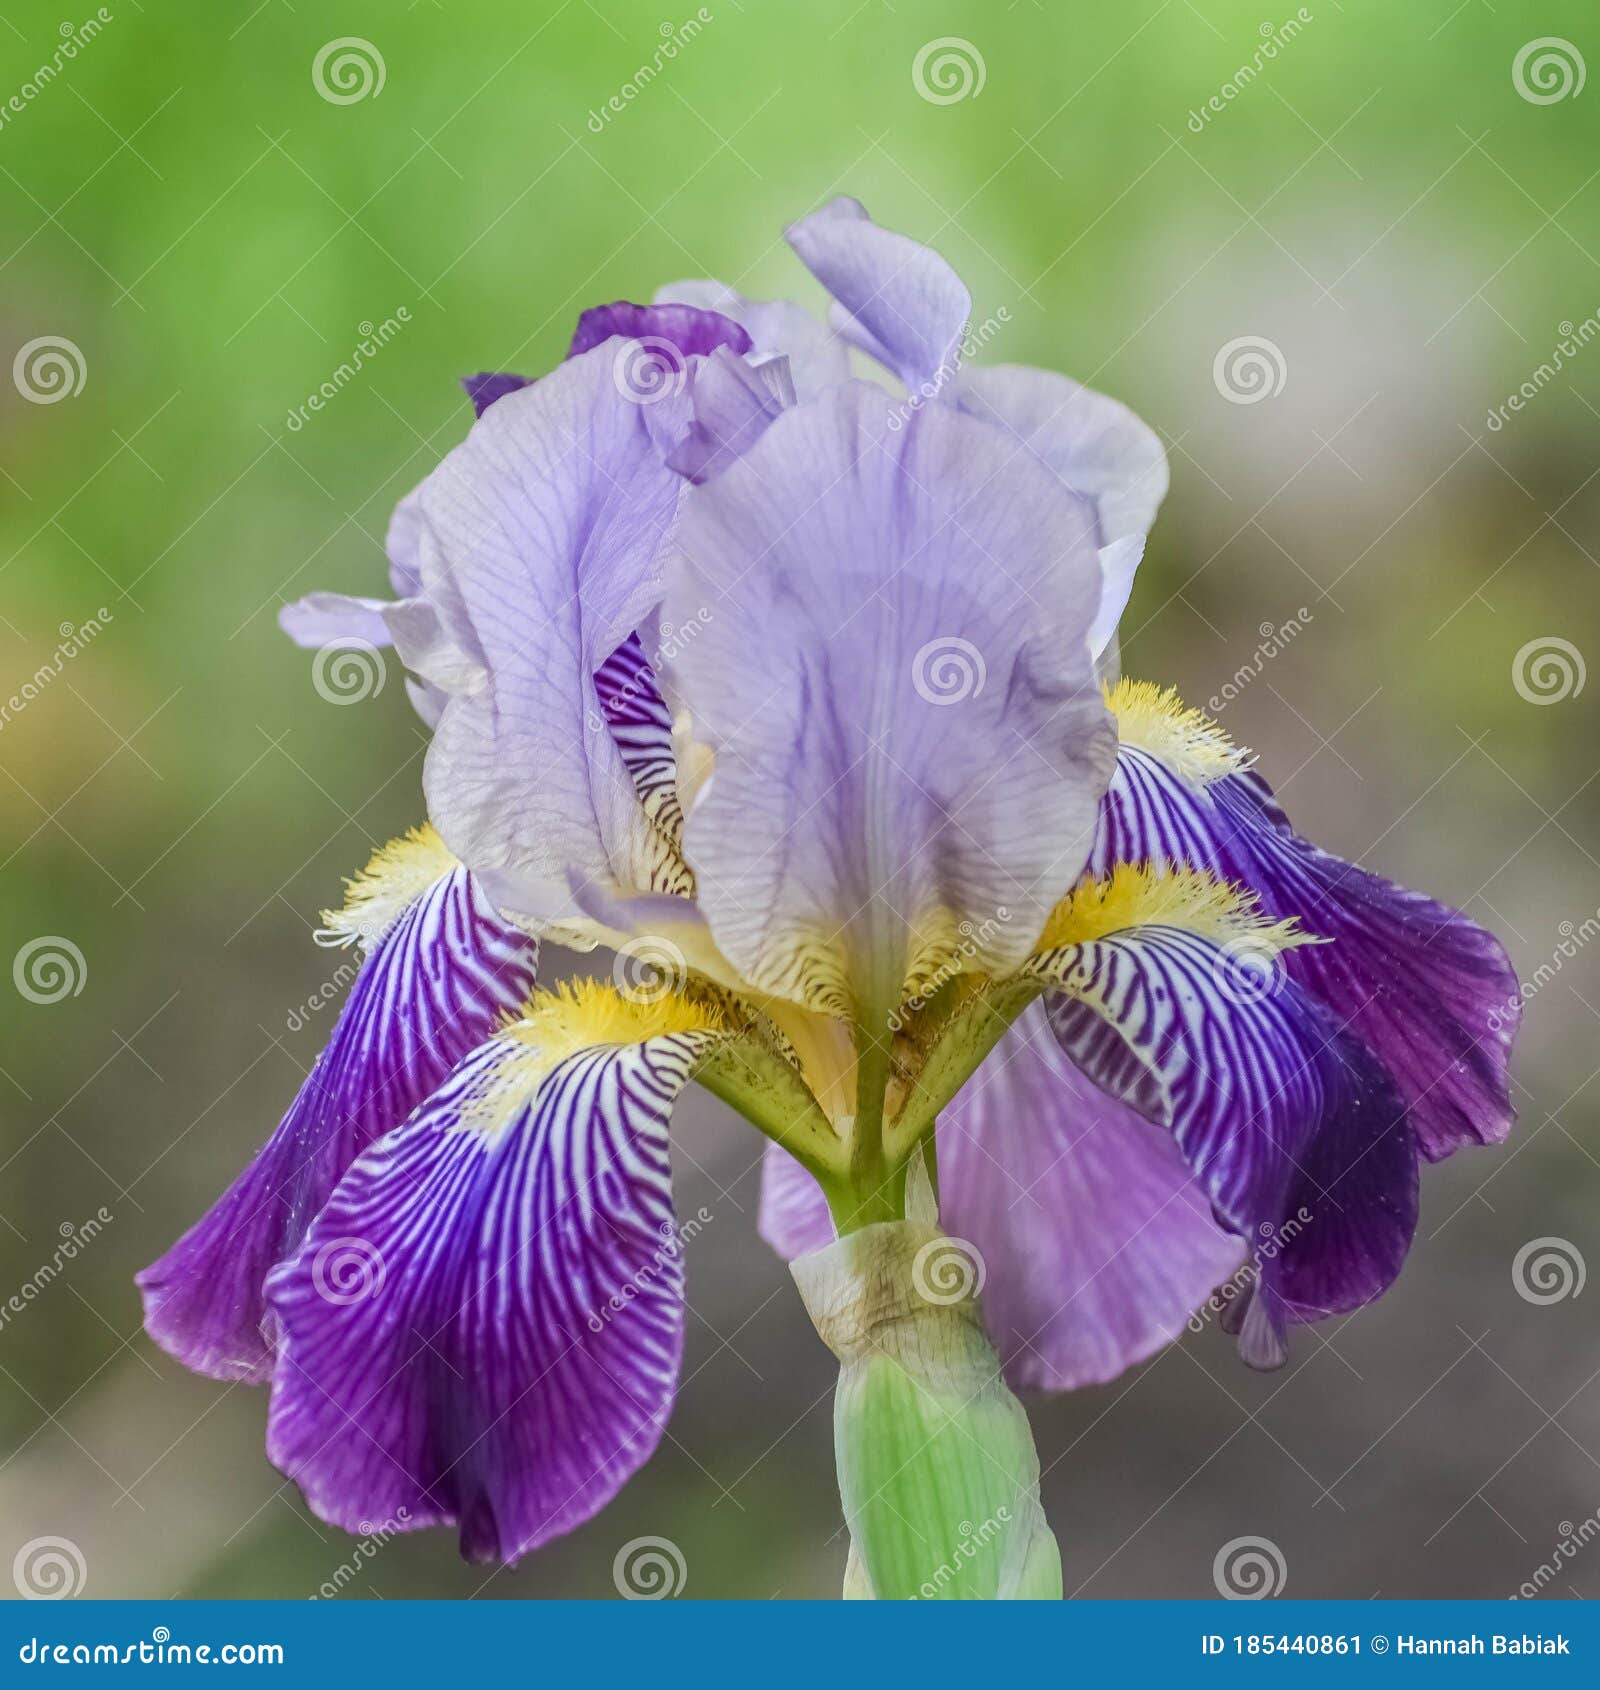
(139, 199), (1518, 1597)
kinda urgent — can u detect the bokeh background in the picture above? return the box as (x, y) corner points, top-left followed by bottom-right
(2, 0), (1597, 1602)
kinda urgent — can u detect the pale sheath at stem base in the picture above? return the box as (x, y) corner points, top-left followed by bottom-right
(792, 1193), (1062, 1600)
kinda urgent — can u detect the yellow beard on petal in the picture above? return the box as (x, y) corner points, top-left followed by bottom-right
(317, 823), (457, 951)
(1104, 678), (1253, 786)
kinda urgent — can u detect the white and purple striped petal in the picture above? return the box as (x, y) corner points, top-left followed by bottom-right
(1035, 923), (1419, 1367)
(1093, 730), (1519, 1161)
(138, 858), (537, 1382)
(265, 1026), (712, 1564)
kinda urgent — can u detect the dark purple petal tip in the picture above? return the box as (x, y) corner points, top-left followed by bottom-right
(460, 371), (532, 416)
(568, 300), (752, 362)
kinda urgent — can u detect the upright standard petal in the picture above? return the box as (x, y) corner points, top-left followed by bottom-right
(664, 381), (1115, 1017)
(653, 279), (850, 399)
(265, 985), (727, 1563)
(1095, 682), (1519, 1160)
(786, 198), (972, 399)
(938, 1008), (1245, 1390)
(1027, 866), (1418, 1367)
(404, 351), (691, 921)
(137, 829), (537, 1382)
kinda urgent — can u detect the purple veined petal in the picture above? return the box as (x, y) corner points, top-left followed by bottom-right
(594, 633), (677, 818)
(265, 1019), (717, 1565)
(1092, 687), (1519, 1161)
(664, 380), (1114, 1017)
(278, 593), (395, 650)
(404, 350), (691, 923)
(137, 834), (538, 1382)
(568, 299), (752, 362)
(461, 372), (532, 416)
(757, 1141), (836, 1259)
(665, 346), (794, 484)
(653, 279), (849, 399)
(785, 198), (972, 400)
(1035, 918), (1419, 1368)
(938, 1006), (1245, 1391)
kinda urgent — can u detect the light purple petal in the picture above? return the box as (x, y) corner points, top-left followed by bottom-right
(664, 346), (792, 484)
(265, 1028), (707, 1564)
(1092, 744), (1519, 1161)
(278, 593), (395, 650)
(665, 380), (1114, 1015)
(568, 299), (752, 361)
(137, 866), (537, 1382)
(785, 198), (972, 398)
(939, 1007), (1245, 1390)
(757, 1142), (835, 1258)
(1040, 923), (1418, 1367)
(653, 279), (848, 399)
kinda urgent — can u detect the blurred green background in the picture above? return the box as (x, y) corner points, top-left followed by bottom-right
(2, 0), (1597, 1600)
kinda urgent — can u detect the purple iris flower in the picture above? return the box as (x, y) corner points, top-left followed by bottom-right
(140, 197), (1519, 1567)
